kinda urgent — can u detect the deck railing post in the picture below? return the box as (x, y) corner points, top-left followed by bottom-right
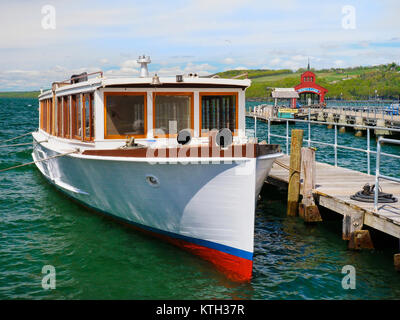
(267, 118), (270, 144)
(334, 124), (338, 167)
(286, 120), (289, 155)
(254, 115), (257, 139)
(374, 137), (382, 212)
(308, 108), (311, 147)
(367, 128), (371, 175)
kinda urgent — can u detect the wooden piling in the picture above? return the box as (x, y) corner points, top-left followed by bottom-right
(339, 115), (346, 133)
(327, 114), (334, 129)
(395, 254), (400, 272)
(348, 230), (374, 250)
(298, 147), (322, 222)
(287, 129), (303, 216)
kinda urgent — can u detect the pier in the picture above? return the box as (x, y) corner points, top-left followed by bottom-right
(248, 104), (400, 133)
(250, 113), (400, 271)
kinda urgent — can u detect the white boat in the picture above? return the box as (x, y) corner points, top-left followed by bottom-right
(32, 56), (282, 281)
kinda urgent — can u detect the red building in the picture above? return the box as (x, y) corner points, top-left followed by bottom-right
(294, 69), (328, 106)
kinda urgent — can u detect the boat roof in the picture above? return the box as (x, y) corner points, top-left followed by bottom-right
(38, 76), (251, 99)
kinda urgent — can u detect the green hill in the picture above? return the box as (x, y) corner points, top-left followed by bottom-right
(0, 91), (40, 98)
(213, 63), (400, 100)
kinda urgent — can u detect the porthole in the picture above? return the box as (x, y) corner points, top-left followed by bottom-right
(145, 175), (160, 188)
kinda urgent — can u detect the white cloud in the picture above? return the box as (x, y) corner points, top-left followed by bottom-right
(270, 58), (281, 66)
(233, 66), (247, 70)
(223, 57), (235, 64)
(334, 60), (345, 67)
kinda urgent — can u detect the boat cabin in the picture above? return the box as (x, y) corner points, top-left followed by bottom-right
(38, 67), (250, 150)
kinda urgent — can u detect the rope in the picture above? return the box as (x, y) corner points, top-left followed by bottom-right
(0, 140), (47, 148)
(0, 150), (78, 173)
(275, 160), (291, 171)
(274, 160), (301, 179)
(350, 183), (397, 203)
(0, 131), (34, 144)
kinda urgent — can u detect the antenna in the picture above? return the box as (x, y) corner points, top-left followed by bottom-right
(137, 55), (151, 78)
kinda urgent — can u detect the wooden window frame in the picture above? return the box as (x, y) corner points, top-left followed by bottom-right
(47, 99), (52, 134)
(83, 93), (94, 142)
(57, 97), (62, 137)
(72, 94), (83, 140)
(51, 96), (56, 135)
(39, 100), (44, 130)
(104, 92), (148, 139)
(43, 99), (48, 132)
(199, 92), (239, 137)
(62, 96), (70, 139)
(152, 92), (194, 138)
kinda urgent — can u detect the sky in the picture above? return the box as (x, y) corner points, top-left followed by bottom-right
(0, 0), (400, 91)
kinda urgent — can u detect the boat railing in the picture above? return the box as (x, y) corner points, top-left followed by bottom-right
(55, 70), (104, 85)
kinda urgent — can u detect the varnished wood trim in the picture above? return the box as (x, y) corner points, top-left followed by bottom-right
(82, 143), (280, 159)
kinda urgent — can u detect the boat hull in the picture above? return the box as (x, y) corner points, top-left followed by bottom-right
(32, 136), (280, 281)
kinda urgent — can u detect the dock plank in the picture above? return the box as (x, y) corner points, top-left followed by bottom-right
(268, 155), (400, 238)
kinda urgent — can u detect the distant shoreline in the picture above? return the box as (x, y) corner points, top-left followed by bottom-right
(0, 91), (40, 98)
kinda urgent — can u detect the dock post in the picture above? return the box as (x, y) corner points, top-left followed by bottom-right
(355, 116), (365, 137)
(395, 253), (400, 272)
(338, 114), (346, 133)
(375, 119), (391, 136)
(287, 129), (303, 216)
(327, 113), (335, 129)
(342, 210), (374, 249)
(298, 147), (322, 222)
(348, 230), (374, 250)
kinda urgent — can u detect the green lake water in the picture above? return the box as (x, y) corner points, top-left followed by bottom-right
(1, 97), (400, 299)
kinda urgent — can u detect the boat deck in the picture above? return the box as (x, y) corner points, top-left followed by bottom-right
(267, 155), (400, 238)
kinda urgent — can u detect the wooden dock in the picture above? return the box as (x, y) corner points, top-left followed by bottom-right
(267, 154), (400, 263)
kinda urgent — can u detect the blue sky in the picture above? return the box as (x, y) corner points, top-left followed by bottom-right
(0, 0), (399, 90)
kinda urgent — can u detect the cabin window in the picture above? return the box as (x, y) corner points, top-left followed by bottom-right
(104, 92), (146, 139)
(40, 100), (45, 131)
(63, 96), (70, 138)
(57, 97), (62, 136)
(83, 93), (94, 141)
(200, 93), (237, 135)
(48, 98), (53, 134)
(42, 100), (48, 132)
(72, 94), (82, 139)
(153, 93), (193, 137)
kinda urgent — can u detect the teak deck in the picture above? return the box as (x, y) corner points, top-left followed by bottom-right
(267, 155), (400, 239)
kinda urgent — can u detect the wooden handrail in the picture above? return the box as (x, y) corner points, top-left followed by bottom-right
(55, 70), (104, 85)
